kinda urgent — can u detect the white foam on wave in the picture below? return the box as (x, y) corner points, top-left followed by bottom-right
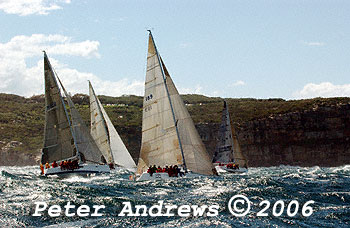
(189, 180), (235, 198)
(62, 174), (110, 183)
(330, 165), (350, 173)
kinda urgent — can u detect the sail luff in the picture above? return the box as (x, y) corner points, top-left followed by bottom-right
(230, 113), (248, 168)
(148, 31), (187, 170)
(137, 33), (184, 174)
(89, 81), (110, 145)
(56, 75), (105, 164)
(213, 100), (248, 168)
(41, 52), (78, 164)
(50, 63), (81, 161)
(89, 81), (136, 169)
(97, 98), (137, 169)
(137, 32), (214, 175)
(213, 101), (234, 163)
(89, 81), (114, 164)
(162, 61), (214, 175)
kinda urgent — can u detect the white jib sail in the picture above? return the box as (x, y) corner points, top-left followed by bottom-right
(162, 60), (214, 175)
(98, 98), (136, 169)
(89, 83), (113, 164)
(89, 82), (136, 169)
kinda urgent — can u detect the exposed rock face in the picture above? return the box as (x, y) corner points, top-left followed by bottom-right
(0, 141), (39, 166)
(2, 92), (350, 167)
(198, 103), (350, 167)
(3, 103), (350, 167)
(0, 150), (39, 166)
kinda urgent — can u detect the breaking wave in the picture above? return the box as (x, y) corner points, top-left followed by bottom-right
(0, 166), (349, 227)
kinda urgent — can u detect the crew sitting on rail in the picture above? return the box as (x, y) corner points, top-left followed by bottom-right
(59, 159), (79, 170)
(147, 166), (153, 176)
(51, 161), (58, 168)
(156, 166), (163, 173)
(168, 165), (180, 177)
(45, 162), (50, 169)
(226, 163), (239, 170)
(146, 165), (186, 177)
(147, 165), (157, 176)
(59, 160), (66, 170)
(109, 163), (115, 170)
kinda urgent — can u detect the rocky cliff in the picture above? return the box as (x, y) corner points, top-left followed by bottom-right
(1, 93), (350, 167)
(198, 103), (350, 167)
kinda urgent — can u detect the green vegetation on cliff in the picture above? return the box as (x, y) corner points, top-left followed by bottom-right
(1, 92), (350, 165)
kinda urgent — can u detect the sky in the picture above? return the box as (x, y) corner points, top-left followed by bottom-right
(0, 0), (349, 100)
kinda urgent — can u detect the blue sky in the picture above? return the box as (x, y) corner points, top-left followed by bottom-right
(0, 0), (349, 99)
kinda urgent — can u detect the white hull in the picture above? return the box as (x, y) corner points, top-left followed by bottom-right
(215, 165), (248, 174)
(45, 163), (110, 177)
(135, 172), (200, 181)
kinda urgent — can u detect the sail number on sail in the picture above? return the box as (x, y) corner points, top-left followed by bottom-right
(145, 94), (153, 101)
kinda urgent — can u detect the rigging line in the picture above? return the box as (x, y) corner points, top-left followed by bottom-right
(44, 52), (81, 162)
(148, 30), (187, 171)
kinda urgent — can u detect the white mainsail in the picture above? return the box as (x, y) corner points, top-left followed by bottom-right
(137, 32), (214, 175)
(89, 82), (136, 169)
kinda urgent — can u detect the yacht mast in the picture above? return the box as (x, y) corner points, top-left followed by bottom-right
(43, 51), (81, 162)
(148, 30), (187, 171)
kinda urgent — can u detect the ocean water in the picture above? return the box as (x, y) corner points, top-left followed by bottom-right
(0, 166), (349, 227)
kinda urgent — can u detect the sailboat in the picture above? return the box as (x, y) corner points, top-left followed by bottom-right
(136, 31), (215, 181)
(212, 101), (248, 173)
(89, 81), (137, 171)
(41, 52), (110, 177)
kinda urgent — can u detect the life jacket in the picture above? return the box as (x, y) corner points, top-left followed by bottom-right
(40, 164), (44, 174)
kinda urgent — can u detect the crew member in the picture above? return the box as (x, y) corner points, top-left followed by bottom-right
(52, 161), (58, 168)
(157, 166), (162, 173)
(40, 164), (44, 175)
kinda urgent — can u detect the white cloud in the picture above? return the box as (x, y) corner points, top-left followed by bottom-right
(52, 64), (144, 97)
(230, 80), (246, 87)
(0, 34), (100, 59)
(302, 41), (326, 46)
(293, 82), (350, 99)
(0, 0), (71, 16)
(0, 34), (144, 97)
